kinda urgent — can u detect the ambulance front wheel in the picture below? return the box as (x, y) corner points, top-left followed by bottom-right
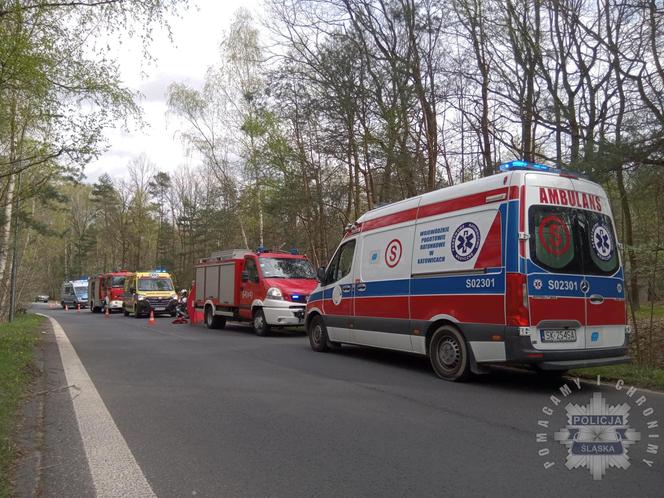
(308, 315), (330, 352)
(429, 325), (470, 381)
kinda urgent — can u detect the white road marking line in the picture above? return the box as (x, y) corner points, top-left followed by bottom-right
(38, 314), (156, 497)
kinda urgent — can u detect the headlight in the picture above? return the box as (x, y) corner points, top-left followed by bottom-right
(170, 293), (178, 299)
(137, 294), (146, 301)
(266, 287), (283, 300)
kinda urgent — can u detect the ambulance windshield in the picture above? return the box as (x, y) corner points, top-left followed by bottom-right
(259, 258), (316, 279)
(138, 278), (174, 292)
(529, 206), (619, 276)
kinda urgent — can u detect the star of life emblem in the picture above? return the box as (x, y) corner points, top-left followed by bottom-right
(554, 392), (641, 480)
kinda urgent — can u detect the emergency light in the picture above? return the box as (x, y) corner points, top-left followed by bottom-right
(498, 160), (561, 174)
(289, 248), (299, 255)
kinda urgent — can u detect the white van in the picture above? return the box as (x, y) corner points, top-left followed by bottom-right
(305, 161), (630, 381)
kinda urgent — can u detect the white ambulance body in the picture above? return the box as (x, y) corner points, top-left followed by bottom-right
(305, 161), (629, 381)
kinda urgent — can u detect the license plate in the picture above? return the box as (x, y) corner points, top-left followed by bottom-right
(154, 307), (165, 311)
(540, 329), (576, 343)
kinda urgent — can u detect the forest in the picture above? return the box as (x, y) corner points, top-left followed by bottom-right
(1, 0), (663, 365)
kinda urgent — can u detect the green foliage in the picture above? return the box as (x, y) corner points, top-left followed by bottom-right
(0, 313), (41, 497)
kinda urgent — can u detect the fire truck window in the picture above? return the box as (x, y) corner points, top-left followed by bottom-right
(326, 239), (356, 284)
(111, 276), (125, 287)
(245, 259), (259, 282)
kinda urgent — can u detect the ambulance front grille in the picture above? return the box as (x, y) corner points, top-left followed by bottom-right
(146, 298), (172, 307)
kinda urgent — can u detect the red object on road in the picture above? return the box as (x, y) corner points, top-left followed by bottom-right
(187, 282), (199, 325)
(105, 306), (110, 318)
(65, 304), (69, 311)
(148, 309), (156, 325)
(77, 303), (81, 313)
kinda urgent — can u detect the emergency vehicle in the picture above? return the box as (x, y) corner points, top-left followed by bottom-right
(88, 271), (131, 313)
(122, 270), (177, 318)
(306, 160), (630, 381)
(194, 249), (318, 335)
(60, 279), (88, 309)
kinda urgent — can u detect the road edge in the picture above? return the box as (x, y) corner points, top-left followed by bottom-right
(36, 313), (156, 497)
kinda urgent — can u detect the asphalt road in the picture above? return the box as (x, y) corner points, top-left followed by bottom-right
(33, 303), (664, 497)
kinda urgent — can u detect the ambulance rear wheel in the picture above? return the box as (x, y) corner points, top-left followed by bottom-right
(429, 325), (470, 381)
(253, 309), (270, 336)
(308, 315), (329, 352)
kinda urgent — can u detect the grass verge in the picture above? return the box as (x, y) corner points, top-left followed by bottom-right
(0, 314), (42, 498)
(570, 363), (664, 392)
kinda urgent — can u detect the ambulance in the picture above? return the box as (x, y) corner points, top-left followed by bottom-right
(305, 160), (630, 381)
(194, 248), (318, 335)
(122, 270), (178, 318)
(88, 270), (130, 313)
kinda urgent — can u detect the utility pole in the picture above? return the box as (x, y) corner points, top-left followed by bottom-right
(8, 169), (22, 322)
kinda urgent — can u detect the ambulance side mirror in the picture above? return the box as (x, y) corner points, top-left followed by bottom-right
(241, 271), (249, 282)
(316, 267), (327, 285)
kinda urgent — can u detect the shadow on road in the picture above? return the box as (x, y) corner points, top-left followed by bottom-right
(332, 344), (575, 393)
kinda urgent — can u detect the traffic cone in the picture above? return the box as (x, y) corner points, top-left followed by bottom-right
(77, 303), (81, 313)
(105, 306), (110, 318)
(148, 309), (156, 325)
(65, 304), (68, 311)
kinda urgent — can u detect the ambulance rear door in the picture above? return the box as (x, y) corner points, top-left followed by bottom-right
(525, 173), (587, 350)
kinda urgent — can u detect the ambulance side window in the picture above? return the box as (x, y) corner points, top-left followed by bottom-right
(326, 240), (356, 285)
(245, 258), (259, 282)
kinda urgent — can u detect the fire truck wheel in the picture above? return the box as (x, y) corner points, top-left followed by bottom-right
(204, 306), (225, 329)
(429, 325), (470, 381)
(252, 309), (271, 336)
(308, 315), (329, 352)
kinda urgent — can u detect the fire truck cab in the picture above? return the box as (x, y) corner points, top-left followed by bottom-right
(195, 249), (318, 335)
(88, 271), (130, 312)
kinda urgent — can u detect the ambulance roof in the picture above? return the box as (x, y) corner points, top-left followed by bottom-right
(356, 167), (600, 226)
(356, 172), (512, 225)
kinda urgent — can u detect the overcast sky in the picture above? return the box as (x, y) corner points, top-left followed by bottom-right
(83, 0), (262, 183)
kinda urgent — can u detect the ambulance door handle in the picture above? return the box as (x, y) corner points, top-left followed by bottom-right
(356, 284), (367, 292)
(589, 294), (604, 305)
(341, 285), (352, 293)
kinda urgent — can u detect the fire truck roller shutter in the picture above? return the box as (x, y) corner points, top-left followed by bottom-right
(218, 263), (236, 305)
(195, 267), (205, 304)
(205, 265), (220, 303)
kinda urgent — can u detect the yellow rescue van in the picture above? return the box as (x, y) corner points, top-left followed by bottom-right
(123, 270), (178, 318)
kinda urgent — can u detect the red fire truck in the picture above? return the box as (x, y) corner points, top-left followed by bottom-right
(88, 270), (131, 313)
(194, 249), (318, 335)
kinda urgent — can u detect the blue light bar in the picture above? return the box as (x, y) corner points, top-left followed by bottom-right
(499, 160), (561, 174)
(289, 248), (299, 255)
